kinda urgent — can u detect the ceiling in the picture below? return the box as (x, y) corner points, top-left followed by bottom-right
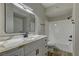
(41, 3), (73, 18)
(41, 3), (56, 8)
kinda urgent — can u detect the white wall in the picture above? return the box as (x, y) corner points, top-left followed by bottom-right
(0, 4), (5, 34)
(48, 15), (73, 52)
(73, 3), (79, 56)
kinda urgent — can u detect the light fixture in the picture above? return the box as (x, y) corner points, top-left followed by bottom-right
(12, 3), (34, 14)
(54, 24), (57, 26)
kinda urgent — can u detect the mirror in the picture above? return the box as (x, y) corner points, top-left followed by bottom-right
(5, 3), (35, 33)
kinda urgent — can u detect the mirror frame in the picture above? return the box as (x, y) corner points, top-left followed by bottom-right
(5, 3), (37, 34)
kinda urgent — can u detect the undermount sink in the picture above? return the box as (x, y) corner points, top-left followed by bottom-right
(28, 34), (40, 38)
(24, 35), (41, 40)
(23, 35), (41, 44)
(0, 35), (24, 48)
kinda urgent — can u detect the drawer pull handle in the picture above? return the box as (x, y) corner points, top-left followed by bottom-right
(45, 39), (47, 41)
(36, 49), (39, 55)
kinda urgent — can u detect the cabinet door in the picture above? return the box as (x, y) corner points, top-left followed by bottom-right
(24, 43), (35, 56)
(36, 38), (48, 56)
(27, 50), (36, 56)
(38, 38), (48, 56)
(42, 45), (48, 56)
(18, 48), (24, 56)
(36, 45), (48, 56)
(24, 38), (47, 56)
(36, 48), (42, 56)
(27, 48), (43, 56)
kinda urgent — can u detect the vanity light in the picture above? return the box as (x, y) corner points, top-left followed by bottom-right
(12, 3), (34, 14)
(12, 3), (24, 10)
(54, 24), (57, 26)
(25, 9), (34, 14)
(19, 3), (33, 11)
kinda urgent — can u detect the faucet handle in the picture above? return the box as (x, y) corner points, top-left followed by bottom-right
(23, 32), (28, 38)
(68, 39), (72, 41)
(69, 35), (72, 38)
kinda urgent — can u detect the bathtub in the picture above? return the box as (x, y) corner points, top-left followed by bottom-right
(54, 43), (73, 53)
(47, 41), (73, 53)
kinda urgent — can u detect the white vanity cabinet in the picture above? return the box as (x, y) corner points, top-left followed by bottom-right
(0, 37), (47, 56)
(24, 38), (48, 56)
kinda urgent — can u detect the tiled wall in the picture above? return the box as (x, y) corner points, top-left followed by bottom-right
(48, 17), (73, 52)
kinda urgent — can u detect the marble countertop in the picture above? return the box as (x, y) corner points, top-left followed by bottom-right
(0, 35), (47, 53)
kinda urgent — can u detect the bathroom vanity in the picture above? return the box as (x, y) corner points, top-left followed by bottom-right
(0, 35), (47, 56)
(0, 3), (48, 56)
